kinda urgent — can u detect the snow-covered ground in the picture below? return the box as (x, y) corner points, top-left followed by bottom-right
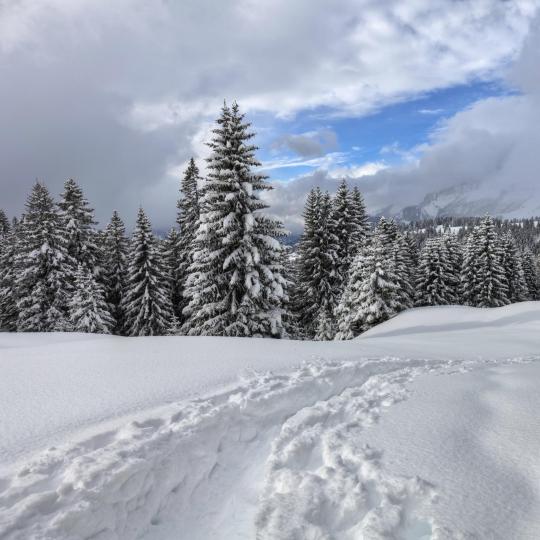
(1, 302), (539, 539)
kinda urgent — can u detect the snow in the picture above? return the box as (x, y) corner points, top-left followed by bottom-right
(1, 302), (540, 539)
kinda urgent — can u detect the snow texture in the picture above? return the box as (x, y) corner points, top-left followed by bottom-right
(1, 302), (540, 539)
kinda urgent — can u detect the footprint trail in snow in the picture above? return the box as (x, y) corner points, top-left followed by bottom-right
(0, 355), (528, 540)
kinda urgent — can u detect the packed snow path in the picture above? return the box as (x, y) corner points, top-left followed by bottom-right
(1, 303), (540, 539)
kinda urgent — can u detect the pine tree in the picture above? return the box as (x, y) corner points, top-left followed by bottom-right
(415, 237), (458, 306)
(0, 210), (10, 238)
(331, 180), (354, 294)
(182, 102), (287, 337)
(338, 231), (400, 335)
(522, 247), (538, 300)
(500, 232), (528, 303)
(69, 264), (114, 333)
(58, 179), (100, 274)
(163, 228), (182, 314)
(349, 186), (370, 257)
(176, 158), (201, 318)
(334, 246), (370, 340)
(392, 233), (415, 310)
(15, 182), (73, 331)
(102, 211), (128, 333)
(292, 188), (340, 338)
(0, 224), (18, 330)
(461, 216), (509, 307)
(314, 309), (336, 341)
(122, 208), (174, 336)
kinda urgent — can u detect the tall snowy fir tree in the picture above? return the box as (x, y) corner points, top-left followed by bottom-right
(349, 186), (370, 256)
(69, 264), (115, 334)
(334, 246), (369, 340)
(0, 224), (18, 330)
(415, 237), (458, 306)
(182, 102), (287, 337)
(336, 227), (400, 336)
(175, 158), (201, 319)
(58, 179), (100, 275)
(162, 228), (181, 314)
(14, 182), (73, 331)
(122, 208), (174, 336)
(331, 180), (354, 294)
(522, 247), (538, 300)
(102, 211), (128, 333)
(500, 232), (528, 303)
(292, 188), (340, 339)
(0, 209), (10, 237)
(461, 216), (509, 307)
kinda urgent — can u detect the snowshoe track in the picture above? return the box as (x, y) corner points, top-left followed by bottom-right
(0, 356), (527, 540)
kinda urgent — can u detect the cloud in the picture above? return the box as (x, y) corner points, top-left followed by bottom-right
(272, 130), (338, 158)
(0, 0), (539, 228)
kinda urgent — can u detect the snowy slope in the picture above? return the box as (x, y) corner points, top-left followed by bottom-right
(0, 303), (540, 539)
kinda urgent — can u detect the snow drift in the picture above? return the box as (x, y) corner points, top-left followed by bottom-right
(1, 302), (540, 539)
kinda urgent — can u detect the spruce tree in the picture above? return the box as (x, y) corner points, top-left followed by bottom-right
(339, 231), (400, 334)
(500, 232), (528, 303)
(349, 186), (370, 257)
(102, 211), (128, 333)
(461, 216), (509, 307)
(415, 237), (458, 306)
(0, 210), (10, 238)
(0, 225), (18, 330)
(163, 228), (182, 314)
(331, 180), (353, 294)
(522, 247), (538, 300)
(15, 182), (73, 331)
(392, 233), (415, 310)
(69, 264), (114, 333)
(292, 188), (340, 338)
(182, 102), (287, 337)
(176, 158), (201, 318)
(122, 208), (174, 336)
(314, 309), (336, 341)
(334, 246), (370, 339)
(58, 179), (100, 274)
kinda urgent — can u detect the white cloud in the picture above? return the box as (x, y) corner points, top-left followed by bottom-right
(0, 0), (539, 228)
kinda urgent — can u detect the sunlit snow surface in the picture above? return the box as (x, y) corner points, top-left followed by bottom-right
(1, 302), (539, 539)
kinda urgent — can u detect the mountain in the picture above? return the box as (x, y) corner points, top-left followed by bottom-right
(396, 181), (540, 221)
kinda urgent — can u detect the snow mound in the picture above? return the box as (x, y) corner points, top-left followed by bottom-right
(1, 302), (540, 539)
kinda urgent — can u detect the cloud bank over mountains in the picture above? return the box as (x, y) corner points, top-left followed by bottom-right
(0, 0), (539, 231)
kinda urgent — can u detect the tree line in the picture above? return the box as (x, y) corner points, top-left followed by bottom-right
(0, 101), (538, 339)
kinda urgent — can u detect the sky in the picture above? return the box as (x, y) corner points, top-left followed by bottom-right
(1, 0), (540, 234)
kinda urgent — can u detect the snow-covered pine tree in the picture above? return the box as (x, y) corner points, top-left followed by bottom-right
(314, 309), (336, 341)
(162, 228), (182, 314)
(181, 102), (287, 337)
(176, 158), (201, 318)
(334, 245), (370, 340)
(69, 264), (114, 333)
(392, 233), (415, 310)
(462, 216), (509, 307)
(122, 208), (174, 336)
(341, 230), (400, 334)
(349, 186), (370, 257)
(15, 182), (73, 331)
(0, 210), (10, 238)
(522, 247), (538, 300)
(442, 233), (462, 285)
(331, 180), (354, 294)
(415, 236), (458, 306)
(58, 179), (100, 274)
(500, 232), (528, 303)
(0, 223), (18, 330)
(102, 210), (128, 333)
(291, 187), (322, 337)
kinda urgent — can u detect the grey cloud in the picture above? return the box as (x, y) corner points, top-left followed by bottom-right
(0, 0), (538, 229)
(272, 130), (338, 158)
